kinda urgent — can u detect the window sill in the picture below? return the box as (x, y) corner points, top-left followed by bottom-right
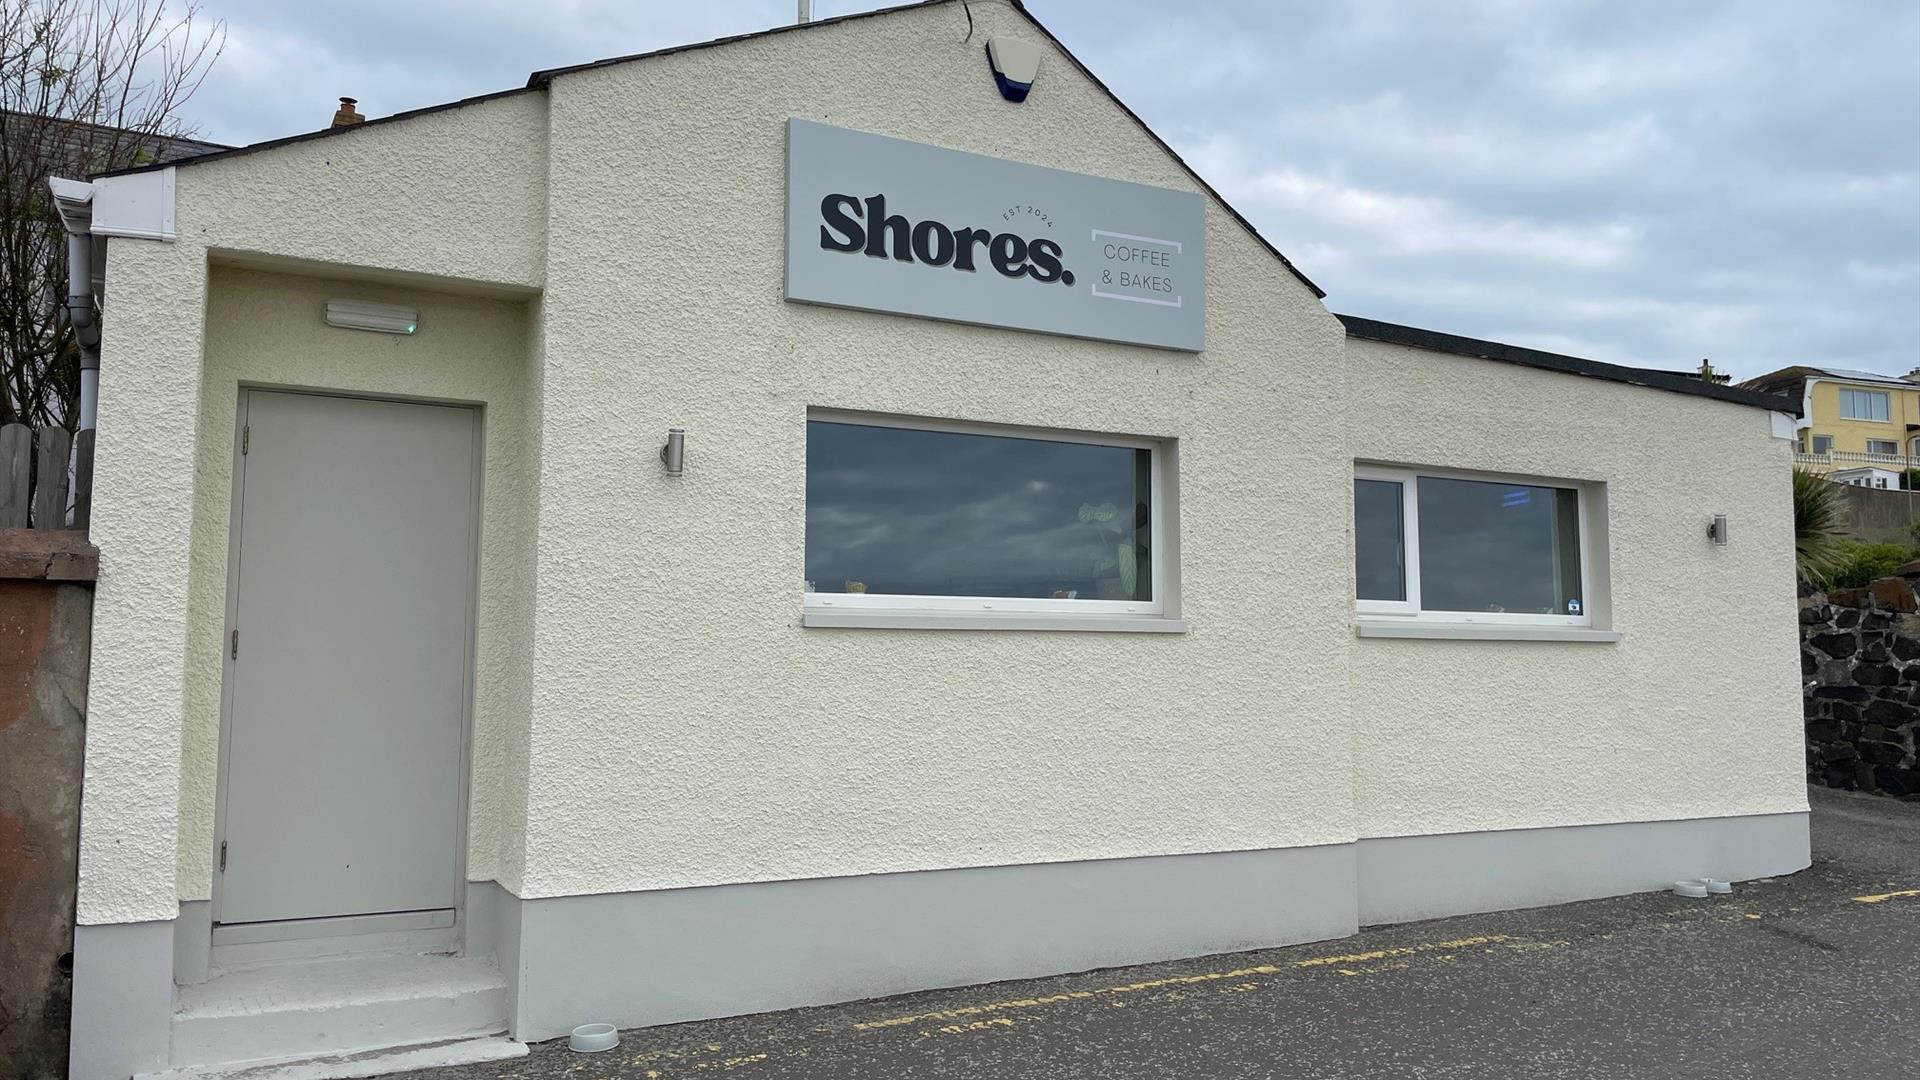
(802, 608), (1189, 633)
(1354, 620), (1621, 643)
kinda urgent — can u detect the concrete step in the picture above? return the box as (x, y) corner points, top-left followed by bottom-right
(140, 1036), (526, 1080)
(166, 953), (514, 1072)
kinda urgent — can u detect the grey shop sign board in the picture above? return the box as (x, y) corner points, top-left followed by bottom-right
(785, 118), (1206, 352)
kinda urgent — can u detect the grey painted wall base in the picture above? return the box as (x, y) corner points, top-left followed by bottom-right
(68, 813), (1812, 1069)
(1356, 811), (1811, 926)
(173, 899), (212, 985)
(467, 880), (524, 1033)
(507, 844), (1359, 1042)
(69, 919), (173, 1080)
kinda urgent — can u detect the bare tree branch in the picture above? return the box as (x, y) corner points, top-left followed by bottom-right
(0, 0), (223, 427)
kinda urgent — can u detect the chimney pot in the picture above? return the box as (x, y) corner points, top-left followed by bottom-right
(332, 97), (364, 128)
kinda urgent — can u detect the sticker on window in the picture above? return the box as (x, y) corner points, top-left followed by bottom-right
(1567, 599), (1582, 615)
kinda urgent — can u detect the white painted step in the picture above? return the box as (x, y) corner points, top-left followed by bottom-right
(140, 1036), (526, 1080)
(168, 954), (512, 1071)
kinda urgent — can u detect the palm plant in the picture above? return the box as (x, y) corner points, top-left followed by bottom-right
(1792, 467), (1848, 586)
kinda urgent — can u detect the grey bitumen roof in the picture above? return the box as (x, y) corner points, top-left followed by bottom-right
(1339, 314), (1800, 414)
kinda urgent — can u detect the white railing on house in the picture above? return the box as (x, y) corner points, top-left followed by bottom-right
(1795, 450), (1920, 475)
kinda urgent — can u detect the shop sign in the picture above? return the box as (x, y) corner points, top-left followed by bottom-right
(786, 119), (1206, 352)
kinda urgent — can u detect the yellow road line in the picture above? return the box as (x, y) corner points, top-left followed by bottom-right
(1853, 888), (1920, 904)
(850, 935), (1512, 1032)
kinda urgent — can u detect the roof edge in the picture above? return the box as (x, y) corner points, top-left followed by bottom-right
(92, 85), (535, 180)
(1006, 1), (1324, 299)
(527, 0), (949, 88)
(527, 0), (1326, 300)
(95, 1), (1328, 301)
(1337, 314), (1800, 415)
(1743, 365), (1914, 390)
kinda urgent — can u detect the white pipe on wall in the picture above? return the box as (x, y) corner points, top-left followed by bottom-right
(49, 178), (101, 433)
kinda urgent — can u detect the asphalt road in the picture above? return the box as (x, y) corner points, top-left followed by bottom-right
(406, 787), (1918, 1079)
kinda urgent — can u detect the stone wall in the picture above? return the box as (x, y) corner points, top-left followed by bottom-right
(0, 533), (96, 1080)
(1801, 567), (1920, 798)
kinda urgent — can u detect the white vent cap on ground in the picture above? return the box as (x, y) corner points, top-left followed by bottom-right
(569, 1022), (618, 1052)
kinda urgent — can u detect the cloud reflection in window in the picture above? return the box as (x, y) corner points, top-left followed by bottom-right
(805, 421), (1152, 601)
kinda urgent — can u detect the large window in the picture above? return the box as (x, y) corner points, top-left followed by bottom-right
(1356, 467), (1590, 625)
(1840, 388), (1891, 422)
(805, 416), (1162, 615)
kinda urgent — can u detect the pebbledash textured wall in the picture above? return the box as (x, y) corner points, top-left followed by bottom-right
(1346, 337), (1808, 839)
(77, 0), (1808, 930)
(522, 0), (1354, 898)
(82, 96), (549, 924)
(1800, 573), (1920, 798)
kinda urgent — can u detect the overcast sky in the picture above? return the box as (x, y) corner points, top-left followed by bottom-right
(178, 0), (1918, 380)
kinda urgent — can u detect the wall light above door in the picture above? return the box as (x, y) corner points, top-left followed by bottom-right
(325, 299), (419, 335)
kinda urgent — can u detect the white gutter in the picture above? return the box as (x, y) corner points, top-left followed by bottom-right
(46, 167), (178, 434)
(48, 177), (100, 433)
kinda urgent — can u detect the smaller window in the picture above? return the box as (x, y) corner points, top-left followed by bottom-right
(1868, 439), (1899, 456)
(1839, 388), (1891, 422)
(1355, 467), (1591, 626)
(1812, 434), (1834, 455)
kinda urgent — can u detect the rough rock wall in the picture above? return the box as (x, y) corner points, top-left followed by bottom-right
(1801, 569), (1920, 798)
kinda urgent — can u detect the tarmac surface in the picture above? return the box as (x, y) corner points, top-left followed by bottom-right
(400, 786), (1918, 1079)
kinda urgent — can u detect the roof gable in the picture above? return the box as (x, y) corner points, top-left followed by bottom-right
(101, 1), (1323, 300)
(527, 0), (1322, 298)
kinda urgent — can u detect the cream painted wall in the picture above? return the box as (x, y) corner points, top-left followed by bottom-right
(521, 1), (1353, 898)
(1345, 337), (1808, 839)
(77, 1), (1804, 928)
(171, 268), (539, 902)
(172, 92), (549, 291)
(79, 237), (210, 924)
(81, 90), (551, 924)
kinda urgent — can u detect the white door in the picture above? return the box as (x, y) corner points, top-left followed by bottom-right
(216, 390), (478, 928)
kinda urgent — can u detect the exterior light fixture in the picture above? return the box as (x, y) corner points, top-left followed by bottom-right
(324, 298), (419, 335)
(986, 37), (1041, 102)
(660, 428), (686, 477)
(1708, 514), (1729, 545)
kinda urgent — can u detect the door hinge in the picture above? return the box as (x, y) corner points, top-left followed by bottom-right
(219, 841), (227, 872)
(241, 424), (249, 455)
(230, 628), (239, 660)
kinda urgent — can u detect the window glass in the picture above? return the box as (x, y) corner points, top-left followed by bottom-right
(1841, 389), (1890, 421)
(1869, 439), (1898, 455)
(1415, 477), (1582, 617)
(1354, 479), (1406, 601)
(805, 420), (1152, 601)
(1812, 435), (1834, 454)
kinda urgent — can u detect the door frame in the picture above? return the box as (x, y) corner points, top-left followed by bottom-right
(207, 384), (484, 961)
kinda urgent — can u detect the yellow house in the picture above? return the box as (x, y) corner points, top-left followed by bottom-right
(1742, 366), (1920, 486)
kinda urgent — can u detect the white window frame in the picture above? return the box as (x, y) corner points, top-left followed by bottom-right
(1839, 388), (1891, 422)
(1868, 439), (1899, 456)
(803, 410), (1168, 619)
(1812, 434), (1834, 454)
(1355, 464), (1594, 629)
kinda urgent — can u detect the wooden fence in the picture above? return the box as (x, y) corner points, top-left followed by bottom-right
(0, 424), (94, 533)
